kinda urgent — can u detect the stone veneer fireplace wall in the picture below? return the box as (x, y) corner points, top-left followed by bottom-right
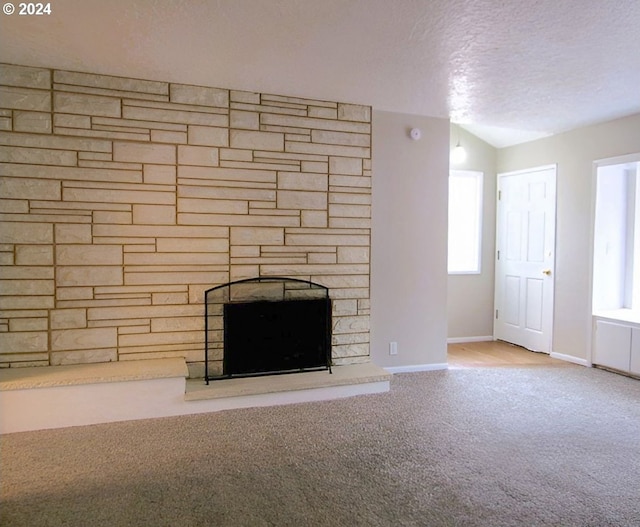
(0, 63), (372, 377)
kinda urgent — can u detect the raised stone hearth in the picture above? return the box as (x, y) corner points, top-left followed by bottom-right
(0, 358), (391, 433)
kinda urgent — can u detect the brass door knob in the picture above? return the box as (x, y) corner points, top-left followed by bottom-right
(542, 269), (552, 275)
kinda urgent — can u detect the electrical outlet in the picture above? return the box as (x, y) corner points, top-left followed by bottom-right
(389, 341), (398, 355)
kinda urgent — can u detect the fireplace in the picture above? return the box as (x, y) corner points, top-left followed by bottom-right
(204, 277), (332, 383)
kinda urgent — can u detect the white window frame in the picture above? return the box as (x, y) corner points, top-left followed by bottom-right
(448, 170), (483, 274)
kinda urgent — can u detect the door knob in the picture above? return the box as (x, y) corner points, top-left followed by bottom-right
(542, 269), (552, 275)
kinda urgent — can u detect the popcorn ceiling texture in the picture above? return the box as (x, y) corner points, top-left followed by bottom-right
(0, 64), (372, 377)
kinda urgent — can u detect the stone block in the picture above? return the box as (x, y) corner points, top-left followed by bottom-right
(179, 184), (275, 202)
(0, 177), (62, 200)
(301, 161), (328, 173)
(14, 111), (52, 133)
(301, 210), (328, 228)
(308, 252), (337, 264)
(0, 146), (75, 166)
(63, 186), (175, 206)
(261, 113), (370, 134)
(332, 332), (369, 345)
(9, 317), (48, 332)
(179, 165), (275, 183)
(55, 224), (92, 243)
(230, 90), (260, 104)
(329, 218), (371, 229)
(113, 142), (176, 164)
(178, 145), (219, 166)
(54, 92), (120, 117)
(0, 295), (54, 310)
(56, 287), (93, 300)
(230, 227), (284, 245)
(230, 246), (260, 257)
(329, 175), (371, 188)
(230, 265), (260, 281)
(125, 270), (228, 286)
(56, 266), (123, 287)
(308, 107), (338, 119)
(277, 190), (327, 210)
(278, 172), (328, 192)
(133, 204), (176, 225)
(220, 148), (253, 162)
(0, 200), (28, 214)
(123, 104), (228, 127)
(0, 64), (51, 89)
(15, 245), (53, 265)
(338, 103), (371, 122)
(93, 211), (132, 224)
(50, 308), (87, 329)
(51, 348), (117, 365)
(57, 245), (122, 266)
(188, 125), (229, 146)
(329, 156), (363, 175)
(0, 117), (11, 130)
(285, 232), (369, 246)
(337, 247), (370, 264)
(331, 343), (370, 358)
(156, 237), (228, 253)
(0, 331), (48, 353)
(0, 222), (52, 244)
(54, 113), (91, 128)
(92, 224), (228, 239)
(124, 252), (227, 265)
(330, 192), (371, 205)
(230, 110), (259, 130)
(333, 315), (370, 334)
(0, 278), (53, 295)
(312, 130), (370, 147)
(230, 130), (284, 151)
(150, 130), (187, 144)
(55, 70), (167, 95)
(152, 292), (189, 305)
(0, 130), (111, 153)
(0, 86), (50, 111)
(151, 316), (202, 332)
(170, 84), (229, 107)
(330, 204), (371, 218)
(286, 141), (370, 159)
(178, 198), (247, 215)
(144, 165), (176, 184)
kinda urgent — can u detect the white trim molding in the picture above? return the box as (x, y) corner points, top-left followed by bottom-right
(385, 363), (448, 374)
(550, 352), (591, 367)
(447, 336), (494, 344)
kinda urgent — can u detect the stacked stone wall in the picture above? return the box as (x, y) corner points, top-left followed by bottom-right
(0, 64), (371, 376)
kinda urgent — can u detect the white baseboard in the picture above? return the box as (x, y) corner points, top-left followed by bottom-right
(385, 363), (448, 374)
(447, 336), (494, 344)
(550, 352), (591, 367)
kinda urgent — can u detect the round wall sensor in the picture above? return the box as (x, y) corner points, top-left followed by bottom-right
(410, 128), (421, 140)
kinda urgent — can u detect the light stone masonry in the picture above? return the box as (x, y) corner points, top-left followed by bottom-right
(0, 63), (371, 373)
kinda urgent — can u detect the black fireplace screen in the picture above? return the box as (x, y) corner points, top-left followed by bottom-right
(204, 277), (332, 383)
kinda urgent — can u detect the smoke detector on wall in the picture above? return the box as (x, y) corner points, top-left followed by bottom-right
(410, 128), (421, 140)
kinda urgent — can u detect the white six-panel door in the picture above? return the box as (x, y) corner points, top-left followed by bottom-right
(494, 166), (557, 352)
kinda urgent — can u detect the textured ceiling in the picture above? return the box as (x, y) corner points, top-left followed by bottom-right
(1, 0), (639, 147)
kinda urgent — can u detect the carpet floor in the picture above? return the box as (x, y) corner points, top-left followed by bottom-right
(1, 366), (639, 526)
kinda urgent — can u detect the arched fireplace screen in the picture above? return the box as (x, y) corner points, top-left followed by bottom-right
(204, 277), (332, 383)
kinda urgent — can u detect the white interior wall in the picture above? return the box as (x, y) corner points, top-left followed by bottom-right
(447, 125), (497, 340)
(498, 113), (640, 361)
(370, 111), (449, 369)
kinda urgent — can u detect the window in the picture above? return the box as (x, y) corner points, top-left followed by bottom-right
(592, 157), (640, 312)
(448, 170), (483, 274)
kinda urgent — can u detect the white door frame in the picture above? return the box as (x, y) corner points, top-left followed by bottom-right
(494, 164), (557, 352)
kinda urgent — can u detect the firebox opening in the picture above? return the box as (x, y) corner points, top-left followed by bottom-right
(205, 277), (332, 383)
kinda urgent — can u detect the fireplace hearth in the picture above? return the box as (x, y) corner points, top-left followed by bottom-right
(204, 277), (332, 383)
